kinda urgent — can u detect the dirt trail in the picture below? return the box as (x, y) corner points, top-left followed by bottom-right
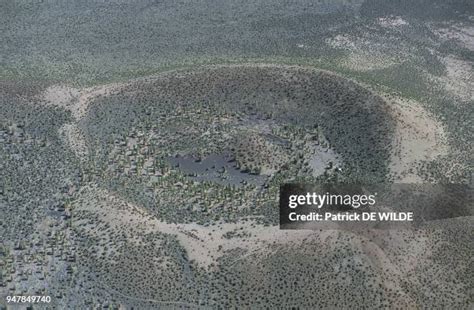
(40, 82), (127, 159)
(73, 185), (316, 268)
(42, 83), (127, 121)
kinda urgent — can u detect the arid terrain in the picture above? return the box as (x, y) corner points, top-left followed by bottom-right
(1, 1), (473, 309)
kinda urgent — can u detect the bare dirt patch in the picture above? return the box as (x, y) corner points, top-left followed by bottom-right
(41, 83), (127, 121)
(325, 34), (400, 71)
(433, 23), (474, 51)
(387, 97), (448, 182)
(437, 56), (473, 103)
(72, 186), (315, 268)
(58, 123), (89, 159)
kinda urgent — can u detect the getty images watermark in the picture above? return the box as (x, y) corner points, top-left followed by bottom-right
(280, 183), (473, 230)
